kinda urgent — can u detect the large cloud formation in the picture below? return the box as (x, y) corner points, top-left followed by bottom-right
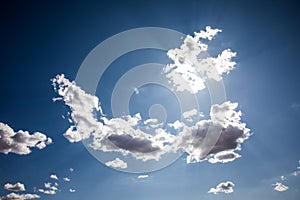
(52, 26), (250, 167)
(0, 123), (52, 155)
(52, 75), (250, 164)
(208, 181), (235, 194)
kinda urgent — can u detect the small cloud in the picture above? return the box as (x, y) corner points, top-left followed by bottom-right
(105, 158), (128, 169)
(0, 122), (52, 155)
(280, 176), (286, 181)
(69, 168), (74, 172)
(69, 189), (76, 193)
(38, 188), (56, 195)
(133, 87), (139, 94)
(3, 182), (25, 192)
(208, 181), (235, 194)
(63, 177), (70, 182)
(273, 182), (288, 192)
(50, 174), (58, 180)
(137, 175), (149, 179)
(291, 171), (300, 177)
(0, 192), (40, 200)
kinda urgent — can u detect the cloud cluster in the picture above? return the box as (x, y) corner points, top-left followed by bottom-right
(273, 182), (288, 192)
(53, 74), (250, 166)
(3, 182), (25, 192)
(163, 26), (236, 94)
(208, 181), (235, 194)
(0, 123), (52, 155)
(0, 193), (40, 200)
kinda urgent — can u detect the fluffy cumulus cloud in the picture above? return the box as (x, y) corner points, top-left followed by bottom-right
(0, 193), (40, 200)
(0, 123), (52, 155)
(3, 182), (25, 192)
(52, 27), (250, 167)
(50, 174), (58, 180)
(53, 75), (250, 165)
(163, 26), (236, 94)
(208, 181), (235, 194)
(273, 182), (288, 192)
(105, 158), (128, 169)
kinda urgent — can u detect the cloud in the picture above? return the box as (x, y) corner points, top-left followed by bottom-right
(50, 174), (58, 180)
(280, 176), (286, 181)
(3, 183), (25, 192)
(105, 158), (128, 169)
(69, 168), (74, 172)
(38, 182), (57, 195)
(163, 26), (236, 94)
(0, 193), (40, 200)
(63, 177), (70, 182)
(53, 75), (250, 165)
(273, 182), (288, 192)
(208, 181), (235, 194)
(69, 189), (75, 193)
(0, 122), (52, 155)
(176, 102), (250, 164)
(37, 189), (56, 195)
(137, 175), (149, 179)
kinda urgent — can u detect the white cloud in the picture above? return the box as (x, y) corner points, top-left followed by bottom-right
(50, 174), (58, 180)
(280, 176), (286, 181)
(291, 171), (300, 177)
(208, 181), (235, 194)
(273, 182), (288, 192)
(163, 26), (236, 94)
(105, 158), (128, 169)
(63, 177), (70, 182)
(69, 189), (75, 193)
(0, 193), (40, 200)
(38, 182), (57, 195)
(137, 175), (149, 179)
(0, 122), (52, 155)
(133, 87), (139, 94)
(3, 182), (25, 192)
(38, 189), (56, 195)
(69, 168), (74, 172)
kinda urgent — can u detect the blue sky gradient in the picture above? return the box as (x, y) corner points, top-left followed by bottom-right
(1, 0), (300, 199)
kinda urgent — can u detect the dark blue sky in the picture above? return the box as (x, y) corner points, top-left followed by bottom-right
(1, 0), (300, 199)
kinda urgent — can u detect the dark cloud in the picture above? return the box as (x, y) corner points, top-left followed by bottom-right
(108, 134), (159, 153)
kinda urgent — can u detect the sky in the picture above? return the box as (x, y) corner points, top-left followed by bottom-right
(0, 0), (300, 200)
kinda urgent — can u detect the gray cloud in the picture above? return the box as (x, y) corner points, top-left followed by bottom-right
(108, 134), (159, 153)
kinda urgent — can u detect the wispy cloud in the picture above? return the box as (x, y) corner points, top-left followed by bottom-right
(137, 175), (149, 179)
